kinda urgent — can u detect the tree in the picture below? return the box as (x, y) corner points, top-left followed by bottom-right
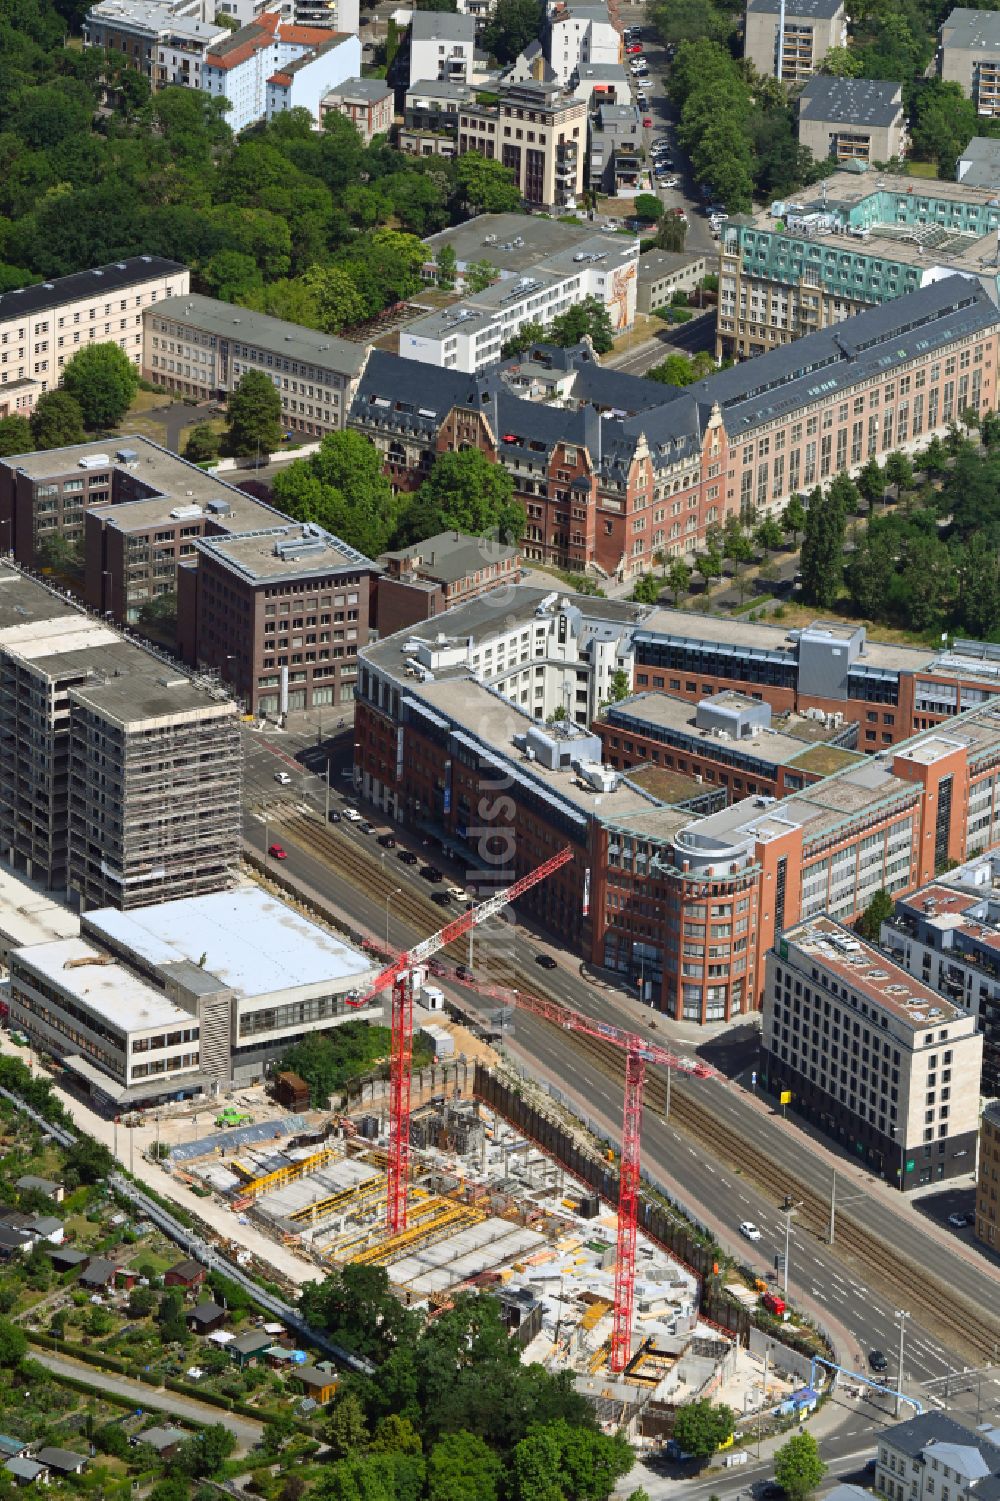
(512, 1421), (632, 1501)
(819, 45), (863, 75)
(755, 516), (784, 556)
(666, 557), (691, 607)
(502, 321), (548, 359)
(884, 450), (913, 500)
(482, 0), (544, 61)
(800, 485), (846, 608)
(61, 342), (139, 429)
(410, 448), (524, 545)
(436, 245), (458, 289)
(183, 423), (220, 463)
(671, 1400), (735, 1460)
(371, 1416), (422, 1455)
(632, 573), (661, 604)
(202, 249), (263, 304)
(909, 79), (978, 177)
(171, 1424), (235, 1479)
(30, 391), (86, 451)
(65, 1135), (112, 1184)
(857, 456), (885, 511)
(274, 429), (400, 558)
(723, 515), (754, 603)
(773, 1433), (827, 1501)
(0, 416), (32, 458)
(856, 887), (895, 943)
(427, 1431), (503, 1501)
(780, 494), (806, 547)
(696, 548), (722, 591)
(648, 353), (699, 387)
(452, 153), (522, 215)
(920, 435), (948, 476)
(225, 369), (282, 458)
(158, 1288), (189, 1345)
(634, 193), (664, 222)
(465, 260), (499, 294)
(0, 1321), (27, 1369)
(608, 668), (630, 703)
(261, 1411), (297, 1456)
(94, 1424), (130, 1459)
(127, 1286), (156, 1318)
(326, 1393), (371, 1459)
(657, 214), (687, 253)
(548, 297), (615, 355)
(300, 1264), (420, 1364)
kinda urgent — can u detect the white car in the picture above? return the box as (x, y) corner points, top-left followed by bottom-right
(343, 808), (363, 823)
(448, 886), (471, 903)
(274, 771), (292, 785)
(739, 1220), (762, 1242)
(659, 176), (679, 189)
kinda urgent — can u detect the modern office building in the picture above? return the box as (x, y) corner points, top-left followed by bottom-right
(142, 294), (369, 436)
(876, 1414), (1000, 1501)
(356, 585), (1000, 1021)
(67, 657), (241, 912)
(356, 276), (1000, 573)
(976, 1099), (1000, 1249)
(717, 167), (1000, 358)
(375, 529), (521, 635)
(178, 521), (377, 716)
(635, 250), (708, 315)
(320, 76), (393, 142)
(455, 81), (588, 210)
(796, 77), (907, 164)
(956, 133), (1000, 188)
(408, 10), (475, 86)
(8, 936), (205, 1108)
(743, 0), (847, 81)
(763, 917), (982, 1189)
(939, 9), (1000, 116)
(881, 854), (1000, 1095)
(81, 886), (381, 1086)
(0, 258), (188, 421)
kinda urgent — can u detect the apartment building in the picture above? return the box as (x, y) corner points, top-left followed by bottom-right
(763, 918), (982, 1189)
(797, 77), (907, 164)
(143, 294), (369, 436)
(398, 215), (636, 372)
(939, 9), (1000, 116)
(82, 887), (381, 1086)
(635, 250), (708, 315)
(201, 14), (359, 131)
(0, 258), (188, 420)
(880, 856), (1000, 1095)
(455, 81), (588, 210)
(356, 276), (1000, 573)
(408, 10), (475, 86)
(399, 79), (473, 157)
(355, 585), (1000, 1021)
(293, 0), (357, 31)
(717, 168), (1000, 359)
(956, 134), (1000, 188)
(84, 0), (230, 91)
(977, 1099), (1000, 1248)
(320, 77), (393, 142)
(596, 689), (862, 799)
(743, 0), (847, 81)
(8, 937), (205, 1109)
(178, 522), (377, 716)
(588, 102), (643, 196)
(570, 60), (631, 106)
(546, 0), (619, 84)
(67, 657), (241, 912)
(375, 529), (521, 635)
(876, 1415), (1000, 1501)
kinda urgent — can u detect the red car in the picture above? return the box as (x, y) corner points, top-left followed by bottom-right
(626, 42), (642, 53)
(642, 116), (653, 127)
(268, 842), (287, 860)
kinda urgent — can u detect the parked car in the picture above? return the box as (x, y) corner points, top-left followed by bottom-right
(739, 1220), (762, 1241)
(455, 964), (475, 982)
(642, 115), (653, 127)
(328, 810), (341, 823)
(268, 843), (287, 860)
(659, 176), (679, 189)
(428, 959), (448, 977)
(398, 849), (418, 864)
(421, 865), (443, 882)
(869, 1349), (888, 1372)
(536, 953), (558, 970)
(431, 891), (452, 907)
(359, 820), (374, 835)
(626, 42), (642, 52)
(947, 1212), (970, 1228)
(343, 808), (362, 822)
(377, 832), (397, 848)
(274, 771), (292, 785)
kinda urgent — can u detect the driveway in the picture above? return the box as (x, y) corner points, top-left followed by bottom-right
(32, 1350), (264, 1454)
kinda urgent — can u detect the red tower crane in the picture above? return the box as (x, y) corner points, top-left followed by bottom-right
(347, 844), (715, 1374)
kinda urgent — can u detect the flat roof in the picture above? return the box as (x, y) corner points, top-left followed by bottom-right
(324, 74), (392, 101)
(780, 915), (971, 1031)
(0, 258), (184, 325)
(423, 212), (638, 275)
(0, 867), (80, 951)
(152, 295), (368, 380)
(68, 652), (236, 728)
(195, 522), (374, 584)
(637, 250), (708, 283)
(83, 886), (377, 998)
(13, 938), (196, 1034)
(411, 7), (473, 38)
(747, 0), (843, 15)
(0, 566), (88, 638)
(604, 690), (862, 769)
(93, 489), (278, 537)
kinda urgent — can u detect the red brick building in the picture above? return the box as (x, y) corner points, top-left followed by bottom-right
(375, 530), (521, 635)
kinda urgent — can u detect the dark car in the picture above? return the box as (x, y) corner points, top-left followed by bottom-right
(421, 865), (443, 882)
(456, 965), (475, 982)
(428, 959), (448, 978)
(761, 1486), (784, 1499)
(535, 953), (558, 970)
(398, 849), (418, 864)
(359, 820), (374, 835)
(869, 1350), (888, 1372)
(328, 810), (341, 823)
(431, 891), (452, 907)
(377, 833), (397, 848)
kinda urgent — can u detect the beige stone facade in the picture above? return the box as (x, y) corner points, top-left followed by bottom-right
(457, 81), (586, 209)
(797, 77), (906, 163)
(976, 1100), (1000, 1249)
(939, 8), (1000, 115)
(743, 0), (846, 81)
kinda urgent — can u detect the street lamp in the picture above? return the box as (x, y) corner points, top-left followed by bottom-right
(894, 1308), (910, 1417)
(890, 1123), (906, 1189)
(386, 887), (402, 951)
(782, 1196), (803, 1297)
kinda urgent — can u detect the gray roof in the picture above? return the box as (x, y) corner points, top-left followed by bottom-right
(0, 258), (184, 324)
(195, 522), (374, 586)
(958, 134), (1000, 188)
(637, 249), (708, 283)
(152, 294), (368, 380)
(747, 0), (843, 14)
(406, 77), (473, 101)
(883, 1412), (1000, 1474)
(799, 75), (903, 126)
(47, 1245), (86, 1264)
(14, 1176), (59, 1195)
(5, 1458), (46, 1481)
(324, 74), (392, 102)
(411, 8), (473, 40)
(35, 1448), (86, 1473)
(230, 1329), (273, 1354)
(942, 7), (1000, 49)
(80, 1256), (117, 1284)
(380, 529), (517, 582)
(188, 1299), (226, 1323)
(960, 133), (1000, 163)
(138, 1427), (188, 1452)
(25, 1216), (62, 1236)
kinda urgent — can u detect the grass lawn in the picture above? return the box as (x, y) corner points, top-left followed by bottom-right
(903, 160), (940, 179)
(764, 597), (937, 647)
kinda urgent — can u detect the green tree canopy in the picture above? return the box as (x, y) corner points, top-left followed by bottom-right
(273, 429), (399, 558)
(671, 1400), (735, 1460)
(856, 887), (896, 943)
(30, 391), (87, 451)
(225, 369), (282, 458)
(410, 447), (524, 545)
(0, 415), (32, 458)
(773, 1432), (827, 1501)
(61, 343), (139, 429)
(482, 0), (544, 61)
(427, 1431), (503, 1501)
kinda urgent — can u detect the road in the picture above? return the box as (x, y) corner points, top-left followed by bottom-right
(32, 1350), (264, 1453)
(235, 735), (1000, 1393)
